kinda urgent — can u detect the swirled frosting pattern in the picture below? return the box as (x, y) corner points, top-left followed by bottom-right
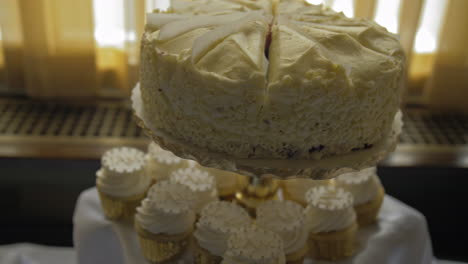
(336, 167), (382, 205)
(194, 201), (251, 256)
(304, 185), (356, 233)
(256, 200), (308, 255)
(169, 167), (218, 212)
(135, 181), (196, 235)
(146, 142), (189, 181)
(96, 147), (151, 197)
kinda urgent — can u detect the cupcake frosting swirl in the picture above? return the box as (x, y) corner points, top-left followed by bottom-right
(194, 201), (251, 256)
(146, 142), (188, 181)
(336, 167), (382, 205)
(135, 181), (196, 235)
(304, 185), (356, 233)
(96, 147), (151, 197)
(256, 200), (308, 255)
(222, 226), (285, 264)
(170, 167), (218, 212)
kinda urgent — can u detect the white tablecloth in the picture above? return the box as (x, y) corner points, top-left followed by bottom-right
(73, 188), (434, 264)
(0, 243), (76, 264)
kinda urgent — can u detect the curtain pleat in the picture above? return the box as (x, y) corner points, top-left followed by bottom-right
(0, 0), (467, 110)
(398, 0), (424, 63)
(95, 0), (144, 97)
(354, 0), (376, 19)
(18, 0), (97, 97)
(426, 0), (468, 111)
(0, 0), (25, 94)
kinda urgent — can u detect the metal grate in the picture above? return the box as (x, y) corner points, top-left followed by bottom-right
(400, 109), (468, 146)
(1, 97), (468, 163)
(0, 98), (145, 139)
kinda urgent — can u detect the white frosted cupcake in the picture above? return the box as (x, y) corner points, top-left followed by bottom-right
(135, 181), (196, 263)
(170, 167), (218, 213)
(222, 225), (285, 264)
(304, 185), (357, 261)
(96, 147), (151, 220)
(336, 167), (385, 226)
(281, 178), (332, 206)
(146, 142), (190, 183)
(256, 200), (308, 264)
(194, 201), (252, 264)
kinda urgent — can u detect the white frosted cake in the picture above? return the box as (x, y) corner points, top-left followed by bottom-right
(137, 0), (405, 178)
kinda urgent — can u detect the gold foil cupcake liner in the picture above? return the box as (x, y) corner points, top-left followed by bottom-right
(193, 240), (223, 264)
(286, 243), (309, 264)
(218, 173), (248, 199)
(135, 222), (192, 264)
(218, 184), (239, 200)
(308, 222), (358, 261)
(97, 188), (147, 221)
(355, 187), (385, 227)
(235, 177), (280, 217)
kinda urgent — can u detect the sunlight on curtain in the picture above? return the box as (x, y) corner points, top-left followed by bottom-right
(93, 0), (144, 97)
(0, 0), (466, 110)
(146, 0), (170, 11)
(374, 0), (400, 34)
(330, 0), (354, 18)
(94, 0), (126, 48)
(413, 0), (446, 54)
(408, 0), (448, 99)
(20, 0), (96, 97)
(306, 0), (324, 5)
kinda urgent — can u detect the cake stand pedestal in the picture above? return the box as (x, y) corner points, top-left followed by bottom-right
(234, 177), (280, 216)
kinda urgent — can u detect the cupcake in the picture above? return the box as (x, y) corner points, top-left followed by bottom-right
(222, 225), (285, 264)
(336, 167), (385, 227)
(256, 200), (308, 264)
(304, 185), (357, 261)
(96, 147), (151, 220)
(146, 142), (190, 183)
(169, 167), (218, 213)
(135, 181), (196, 263)
(193, 201), (252, 264)
(281, 178), (332, 206)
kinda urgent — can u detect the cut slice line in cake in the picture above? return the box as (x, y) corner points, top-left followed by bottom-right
(137, 0), (405, 179)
